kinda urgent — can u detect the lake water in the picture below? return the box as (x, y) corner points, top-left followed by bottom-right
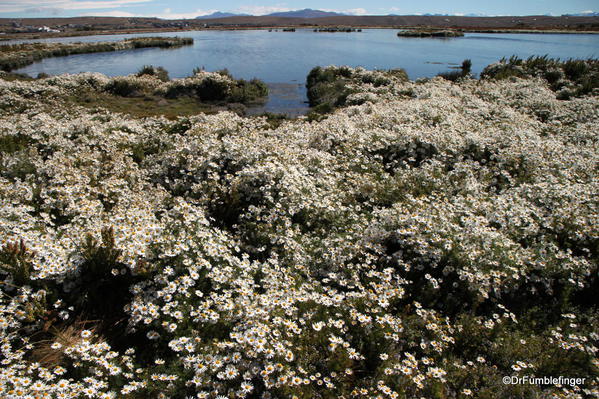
(9, 29), (599, 115)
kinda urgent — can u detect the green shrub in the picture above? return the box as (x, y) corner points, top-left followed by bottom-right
(229, 78), (269, 104)
(563, 59), (589, 81)
(438, 69), (465, 82)
(0, 134), (31, 153)
(191, 66), (204, 75)
(196, 76), (231, 101)
(438, 58), (472, 81)
(0, 240), (35, 286)
(105, 78), (144, 97)
(306, 66), (407, 112)
(306, 67), (355, 108)
(64, 227), (140, 342)
(166, 74), (268, 105)
(137, 65), (170, 82)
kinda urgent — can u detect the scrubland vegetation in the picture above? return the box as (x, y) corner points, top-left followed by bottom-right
(0, 37), (194, 72)
(0, 58), (598, 398)
(1, 66), (268, 118)
(481, 55), (599, 99)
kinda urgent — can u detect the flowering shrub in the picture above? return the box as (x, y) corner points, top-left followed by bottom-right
(0, 63), (597, 398)
(481, 56), (599, 99)
(306, 66), (407, 113)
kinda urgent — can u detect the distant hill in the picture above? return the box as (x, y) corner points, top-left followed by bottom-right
(266, 9), (347, 18)
(196, 12), (249, 19)
(2, 14), (598, 37)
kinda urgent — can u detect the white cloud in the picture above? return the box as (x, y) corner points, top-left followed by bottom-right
(344, 8), (368, 15)
(319, 7), (371, 15)
(89, 10), (134, 16)
(0, 0), (149, 14)
(79, 7), (217, 19)
(154, 9), (217, 19)
(233, 5), (292, 16)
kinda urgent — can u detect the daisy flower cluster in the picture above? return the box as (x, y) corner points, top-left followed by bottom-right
(0, 62), (597, 398)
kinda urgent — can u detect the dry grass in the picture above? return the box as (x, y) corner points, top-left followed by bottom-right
(32, 321), (101, 368)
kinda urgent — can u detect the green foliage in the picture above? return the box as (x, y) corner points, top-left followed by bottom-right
(462, 58), (472, 74)
(104, 78), (144, 97)
(438, 58), (472, 81)
(64, 227), (141, 346)
(0, 240), (35, 286)
(229, 78), (269, 104)
(0, 134), (31, 154)
(166, 73), (268, 105)
(127, 37), (193, 49)
(0, 152), (37, 181)
(259, 112), (289, 129)
(196, 76), (232, 101)
(191, 66), (205, 75)
(137, 65), (170, 82)
(306, 66), (407, 113)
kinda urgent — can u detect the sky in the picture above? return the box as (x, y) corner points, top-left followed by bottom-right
(0, 0), (596, 19)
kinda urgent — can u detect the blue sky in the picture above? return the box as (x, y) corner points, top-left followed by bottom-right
(0, 0), (596, 19)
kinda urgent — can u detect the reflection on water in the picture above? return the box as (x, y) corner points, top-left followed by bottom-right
(8, 30), (599, 115)
(247, 83), (308, 116)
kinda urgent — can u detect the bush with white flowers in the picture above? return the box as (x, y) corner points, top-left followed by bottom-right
(0, 63), (597, 398)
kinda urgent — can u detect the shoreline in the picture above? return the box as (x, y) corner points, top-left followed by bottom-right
(2, 25), (599, 41)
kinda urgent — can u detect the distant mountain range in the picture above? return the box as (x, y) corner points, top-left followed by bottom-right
(196, 9), (347, 19)
(195, 12), (249, 19)
(267, 9), (346, 18)
(196, 9), (599, 19)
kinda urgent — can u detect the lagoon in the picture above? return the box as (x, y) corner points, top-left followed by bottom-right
(10, 29), (599, 114)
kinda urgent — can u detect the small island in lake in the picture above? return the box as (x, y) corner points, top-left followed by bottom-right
(397, 29), (465, 37)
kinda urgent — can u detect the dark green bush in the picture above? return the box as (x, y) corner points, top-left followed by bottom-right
(166, 74), (268, 105)
(105, 78), (144, 97)
(306, 67), (355, 108)
(197, 76), (231, 101)
(438, 58), (472, 81)
(63, 227), (140, 343)
(229, 78), (269, 104)
(563, 59), (589, 81)
(0, 240), (35, 286)
(0, 134), (31, 153)
(438, 69), (466, 82)
(137, 65), (170, 82)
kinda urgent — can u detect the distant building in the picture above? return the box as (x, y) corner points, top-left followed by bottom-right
(38, 26), (61, 33)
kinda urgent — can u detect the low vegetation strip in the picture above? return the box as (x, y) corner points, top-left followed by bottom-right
(396, 29), (464, 37)
(0, 36), (193, 72)
(0, 61), (597, 397)
(0, 66), (268, 118)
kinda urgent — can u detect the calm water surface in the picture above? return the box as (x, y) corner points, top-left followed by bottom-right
(10, 30), (599, 114)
